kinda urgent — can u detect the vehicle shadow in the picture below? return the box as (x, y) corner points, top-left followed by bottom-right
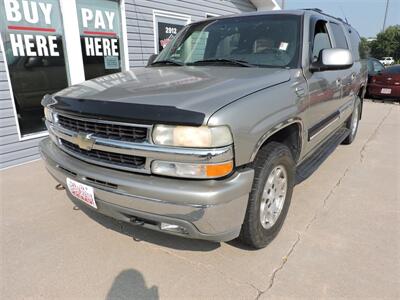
(70, 198), (220, 252)
(106, 269), (159, 300)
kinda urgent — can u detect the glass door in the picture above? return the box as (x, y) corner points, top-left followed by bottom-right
(76, 0), (123, 80)
(0, 0), (69, 137)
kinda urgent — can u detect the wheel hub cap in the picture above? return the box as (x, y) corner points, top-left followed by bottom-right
(260, 165), (288, 229)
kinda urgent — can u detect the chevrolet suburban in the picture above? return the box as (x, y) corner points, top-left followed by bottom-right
(40, 9), (367, 249)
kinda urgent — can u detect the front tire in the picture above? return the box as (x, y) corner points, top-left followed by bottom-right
(239, 142), (295, 249)
(342, 97), (361, 145)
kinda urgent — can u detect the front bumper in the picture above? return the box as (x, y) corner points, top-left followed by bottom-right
(39, 138), (254, 242)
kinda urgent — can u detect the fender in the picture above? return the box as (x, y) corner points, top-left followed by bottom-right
(250, 118), (305, 162)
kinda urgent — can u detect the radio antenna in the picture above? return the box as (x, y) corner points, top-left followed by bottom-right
(339, 6), (349, 24)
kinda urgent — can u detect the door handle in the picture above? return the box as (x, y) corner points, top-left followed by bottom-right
(295, 87), (305, 97)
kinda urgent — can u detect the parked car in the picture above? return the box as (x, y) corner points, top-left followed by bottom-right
(366, 57), (385, 98)
(379, 57), (395, 66)
(40, 9), (367, 249)
(367, 64), (400, 100)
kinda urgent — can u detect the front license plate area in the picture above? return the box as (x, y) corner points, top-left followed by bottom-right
(381, 88), (392, 94)
(66, 178), (97, 209)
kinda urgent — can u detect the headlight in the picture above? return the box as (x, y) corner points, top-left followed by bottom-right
(151, 160), (233, 179)
(44, 107), (54, 123)
(152, 125), (233, 148)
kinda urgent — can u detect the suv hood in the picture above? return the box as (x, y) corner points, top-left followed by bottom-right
(51, 66), (290, 125)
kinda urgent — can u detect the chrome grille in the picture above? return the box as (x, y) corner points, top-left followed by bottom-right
(61, 139), (146, 169)
(58, 114), (148, 142)
(48, 111), (233, 175)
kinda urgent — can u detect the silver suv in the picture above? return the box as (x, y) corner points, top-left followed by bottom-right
(40, 9), (367, 248)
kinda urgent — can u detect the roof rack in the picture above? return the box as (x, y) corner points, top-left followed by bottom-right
(303, 8), (350, 25)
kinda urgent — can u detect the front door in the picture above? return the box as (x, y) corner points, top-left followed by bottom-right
(303, 19), (343, 153)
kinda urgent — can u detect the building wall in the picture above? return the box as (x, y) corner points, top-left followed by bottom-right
(0, 0), (256, 169)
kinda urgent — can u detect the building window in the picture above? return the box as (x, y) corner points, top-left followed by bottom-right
(0, 0), (127, 139)
(76, 0), (123, 80)
(0, 0), (69, 137)
(153, 10), (190, 54)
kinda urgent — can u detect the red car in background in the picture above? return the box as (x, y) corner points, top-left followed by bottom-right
(367, 62), (400, 101)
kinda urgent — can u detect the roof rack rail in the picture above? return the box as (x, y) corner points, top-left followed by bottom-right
(303, 8), (350, 25)
(304, 8), (323, 13)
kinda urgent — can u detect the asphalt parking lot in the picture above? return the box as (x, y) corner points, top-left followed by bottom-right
(1, 101), (399, 299)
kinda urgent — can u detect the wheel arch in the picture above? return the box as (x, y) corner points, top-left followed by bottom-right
(250, 119), (304, 163)
(357, 84), (365, 119)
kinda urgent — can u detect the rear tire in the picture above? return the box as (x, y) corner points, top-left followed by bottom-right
(342, 97), (361, 145)
(239, 142), (295, 249)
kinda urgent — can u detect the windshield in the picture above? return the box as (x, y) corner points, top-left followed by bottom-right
(153, 14), (302, 68)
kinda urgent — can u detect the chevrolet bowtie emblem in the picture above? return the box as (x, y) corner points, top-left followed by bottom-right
(76, 132), (95, 150)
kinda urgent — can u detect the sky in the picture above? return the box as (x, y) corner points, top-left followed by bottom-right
(284, 0), (400, 38)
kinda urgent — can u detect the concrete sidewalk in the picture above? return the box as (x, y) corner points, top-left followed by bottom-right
(1, 101), (399, 299)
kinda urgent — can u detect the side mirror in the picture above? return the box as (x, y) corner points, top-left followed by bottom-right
(310, 48), (353, 72)
(147, 54), (158, 66)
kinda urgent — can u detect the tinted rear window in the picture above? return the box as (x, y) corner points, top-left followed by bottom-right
(385, 65), (400, 74)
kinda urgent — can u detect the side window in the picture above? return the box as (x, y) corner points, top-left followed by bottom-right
(372, 60), (385, 73)
(312, 20), (332, 62)
(349, 29), (362, 60)
(330, 23), (348, 49)
(367, 59), (373, 73)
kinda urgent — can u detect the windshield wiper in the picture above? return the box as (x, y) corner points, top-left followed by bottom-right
(190, 58), (257, 67)
(151, 59), (183, 66)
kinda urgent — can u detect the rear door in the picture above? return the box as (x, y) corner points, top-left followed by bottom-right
(329, 22), (354, 112)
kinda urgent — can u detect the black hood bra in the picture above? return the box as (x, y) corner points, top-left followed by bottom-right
(44, 95), (205, 126)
